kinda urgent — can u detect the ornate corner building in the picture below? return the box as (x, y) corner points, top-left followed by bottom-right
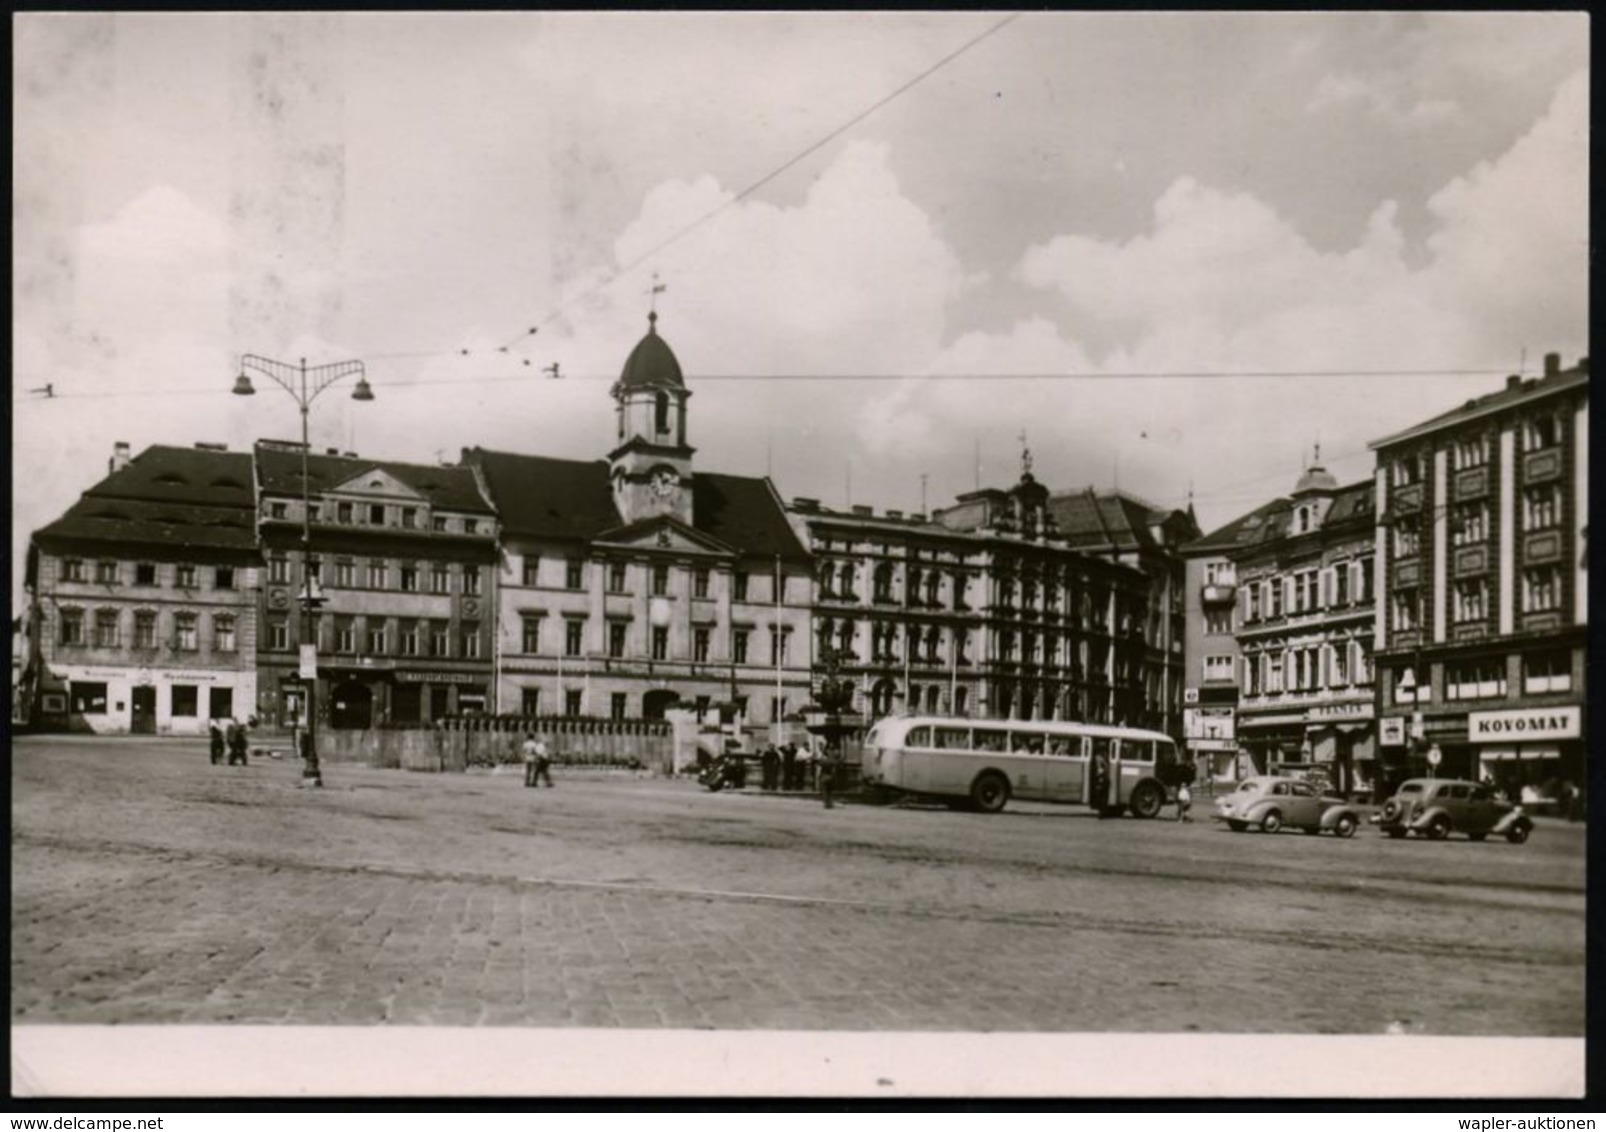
(464, 312), (813, 726)
(1370, 354), (1588, 793)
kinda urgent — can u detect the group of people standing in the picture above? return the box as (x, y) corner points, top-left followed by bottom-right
(757, 741), (844, 807)
(207, 717), (254, 766)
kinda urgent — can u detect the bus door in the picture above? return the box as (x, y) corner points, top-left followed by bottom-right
(1116, 740), (1153, 798)
(1085, 735), (1117, 807)
(1044, 735), (1085, 802)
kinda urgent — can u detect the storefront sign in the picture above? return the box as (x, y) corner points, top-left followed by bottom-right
(1468, 706), (1580, 743)
(299, 646), (318, 679)
(396, 670), (482, 684)
(1305, 701), (1371, 722)
(1379, 717), (1405, 746)
(1187, 739), (1237, 752)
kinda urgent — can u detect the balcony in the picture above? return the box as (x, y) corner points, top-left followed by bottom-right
(1200, 583), (1236, 605)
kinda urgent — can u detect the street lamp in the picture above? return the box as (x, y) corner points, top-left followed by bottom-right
(234, 354), (375, 787)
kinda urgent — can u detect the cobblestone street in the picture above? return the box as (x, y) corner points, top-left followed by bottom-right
(11, 736), (1587, 1035)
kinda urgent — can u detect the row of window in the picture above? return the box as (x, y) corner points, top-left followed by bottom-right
(267, 498), (484, 534)
(264, 617), (483, 658)
(1241, 640), (1376, 695)
(516, 617), (797, 664)
(60, 559), (238, 590)
(268, 556), (482, 595)
(66, 681), (234, 718)
(516, 557), (778, 602)
(1388, 414), (1567, 488)
(58, 607), (236, 652)
(1393, 650), (1572, 704)
(1390, 565), (1565, 631)
(1391, 485), (1566, 558)
(1244, 559), (1373, 622)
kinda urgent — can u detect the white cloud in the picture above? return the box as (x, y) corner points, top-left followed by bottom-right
(1307, 72), (1459, 128)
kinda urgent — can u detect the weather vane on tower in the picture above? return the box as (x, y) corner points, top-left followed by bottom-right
(1019, 429), (1033, 477)
(647, 272), (667, 321)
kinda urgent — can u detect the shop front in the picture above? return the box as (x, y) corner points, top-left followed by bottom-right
(1235, 712), (1304, 778)
(1303, 700), (1375, 798)
(1470, 705), (1584, 808)
(39, 663), (256, 735)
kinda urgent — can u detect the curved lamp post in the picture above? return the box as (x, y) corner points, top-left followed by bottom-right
(234, 354), (374, 786)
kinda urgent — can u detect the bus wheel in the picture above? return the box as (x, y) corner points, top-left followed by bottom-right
(969, 772), (1010, 814)
(1128, 780), (1164, 819)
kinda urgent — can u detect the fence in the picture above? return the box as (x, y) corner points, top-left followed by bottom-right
(315, 715), (676, 774)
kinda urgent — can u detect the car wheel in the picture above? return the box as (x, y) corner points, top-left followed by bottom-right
(1260, 809), (1283, 834)
(1333, 813), (1358, 839)
(706, 778), (724, 793)
(1226, 819), (1247, 832)
(1385, 828), (1408, 839)
(1425, 815), (1451, 840)
(1505, 821), (1532, 845)
(1128, 780), (1163, 820)
(969, 772), (1010, 814)
(1467, 832), (1488, 842)
(1380, 799), (1402, 822)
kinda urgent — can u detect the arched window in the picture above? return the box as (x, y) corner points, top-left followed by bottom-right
(655, 392), (670, 434)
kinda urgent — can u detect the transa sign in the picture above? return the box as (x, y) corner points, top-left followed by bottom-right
(1468, 706), (1581, 744)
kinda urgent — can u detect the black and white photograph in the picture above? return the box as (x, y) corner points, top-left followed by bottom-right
(10, 11), (1589, 1103)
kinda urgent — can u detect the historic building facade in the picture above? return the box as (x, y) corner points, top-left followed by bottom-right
(1210, 462), (1378, 793)
(251, 440), (500, 729)
(465, 312), (813, 727)
(1179, 533), (1244, 782)
(1370, 354), (1588, 796)
(25, 442), (263, 734)
(1046, 489), (1198, 739)
(791, 463), (1153, 726)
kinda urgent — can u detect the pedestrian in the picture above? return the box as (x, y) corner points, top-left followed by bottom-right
(208, 719), (225, 765)
(533, 735), (553, 788)
(1174, 780), (1193, 822)
(760, 743), (780, 791)
(226, 718), (249, 766)
(780, 742), (798, 791)
(522, 732), (541, 788)
(819, 742), (842, 809)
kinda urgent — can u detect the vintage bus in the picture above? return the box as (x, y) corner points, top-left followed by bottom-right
(860, 716), (1183, 816)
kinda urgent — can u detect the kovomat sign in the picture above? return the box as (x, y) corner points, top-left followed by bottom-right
(1468, 707), (1581, 743)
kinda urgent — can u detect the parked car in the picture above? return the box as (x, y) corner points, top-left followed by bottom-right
(1369, 777), (1533, 843)
(1212, 775), (1362, 837)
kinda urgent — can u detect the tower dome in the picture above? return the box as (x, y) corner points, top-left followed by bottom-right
(1293, 465), (1339, 495)
(613, 311), (685, 395)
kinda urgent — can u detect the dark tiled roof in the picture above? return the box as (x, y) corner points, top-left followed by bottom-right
(463, 448), (807, 561)
(36, 497), (258, 552)
(255, 444), (494, 513)
(1047, 489), (1187, 552)
(1187, 480), (1373, 554)
(464, 449), (620, 540)
(1370, 362), (1589, 449)
(693, 473), (810, 564)
(87, 445), (255, 509)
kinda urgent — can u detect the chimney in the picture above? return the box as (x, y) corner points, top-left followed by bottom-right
(1506, 374), (1522, 391)
(326, 448), (341, 456)
(194, 442), (228, 452)
(108, 441), (131, 474)
(885, 509), (903, 520)
(791, 497), (820, 513)
(1544, 352), (1561, 378)
(851, 504), (873, 517)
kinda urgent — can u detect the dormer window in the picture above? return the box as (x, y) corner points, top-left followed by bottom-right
(368, 504), (386, 525)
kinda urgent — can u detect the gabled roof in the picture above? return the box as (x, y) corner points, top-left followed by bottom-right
(462, 448), (810, 562)
(463, 449), (620, 540)
(254, 443), (494, 514)
(692, 473), (810, 564)
(86, 445), (255, 509)
(1046, 489), (1194, 553)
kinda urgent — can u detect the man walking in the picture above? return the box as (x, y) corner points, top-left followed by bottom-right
(533, 735), (553, 788)
(819, 742), (842, 809)
(760, 743), (780, 791)
(522, 732), (541, 788)
(780, 741), (798, 791)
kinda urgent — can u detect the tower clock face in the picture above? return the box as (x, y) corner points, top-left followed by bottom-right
(649, 469), (680, 499)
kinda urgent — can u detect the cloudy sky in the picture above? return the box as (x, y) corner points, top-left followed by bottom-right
(12, 12), (1589, 597)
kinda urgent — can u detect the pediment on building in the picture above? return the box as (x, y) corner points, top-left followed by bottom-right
(327, 468), (428, 502)
(594, 515), (734, 556)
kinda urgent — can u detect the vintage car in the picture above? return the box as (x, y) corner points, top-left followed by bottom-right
(1212, 775), (1362, 837)
(1369, 777), (1533, 843)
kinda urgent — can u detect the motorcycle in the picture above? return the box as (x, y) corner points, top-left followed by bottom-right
(698, 753), (749, 792)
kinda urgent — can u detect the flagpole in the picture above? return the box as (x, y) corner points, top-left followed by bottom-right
(774, 554), (783, 742)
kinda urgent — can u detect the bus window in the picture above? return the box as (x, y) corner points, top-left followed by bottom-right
(1122, 740), (1154, 763)
(1012, 732), (1045, 754)
(1047, 735), (1079, 756)
(973, 728), (1008, 752)
(906, 726), (933, 749)
(934, 727), (970, 749)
